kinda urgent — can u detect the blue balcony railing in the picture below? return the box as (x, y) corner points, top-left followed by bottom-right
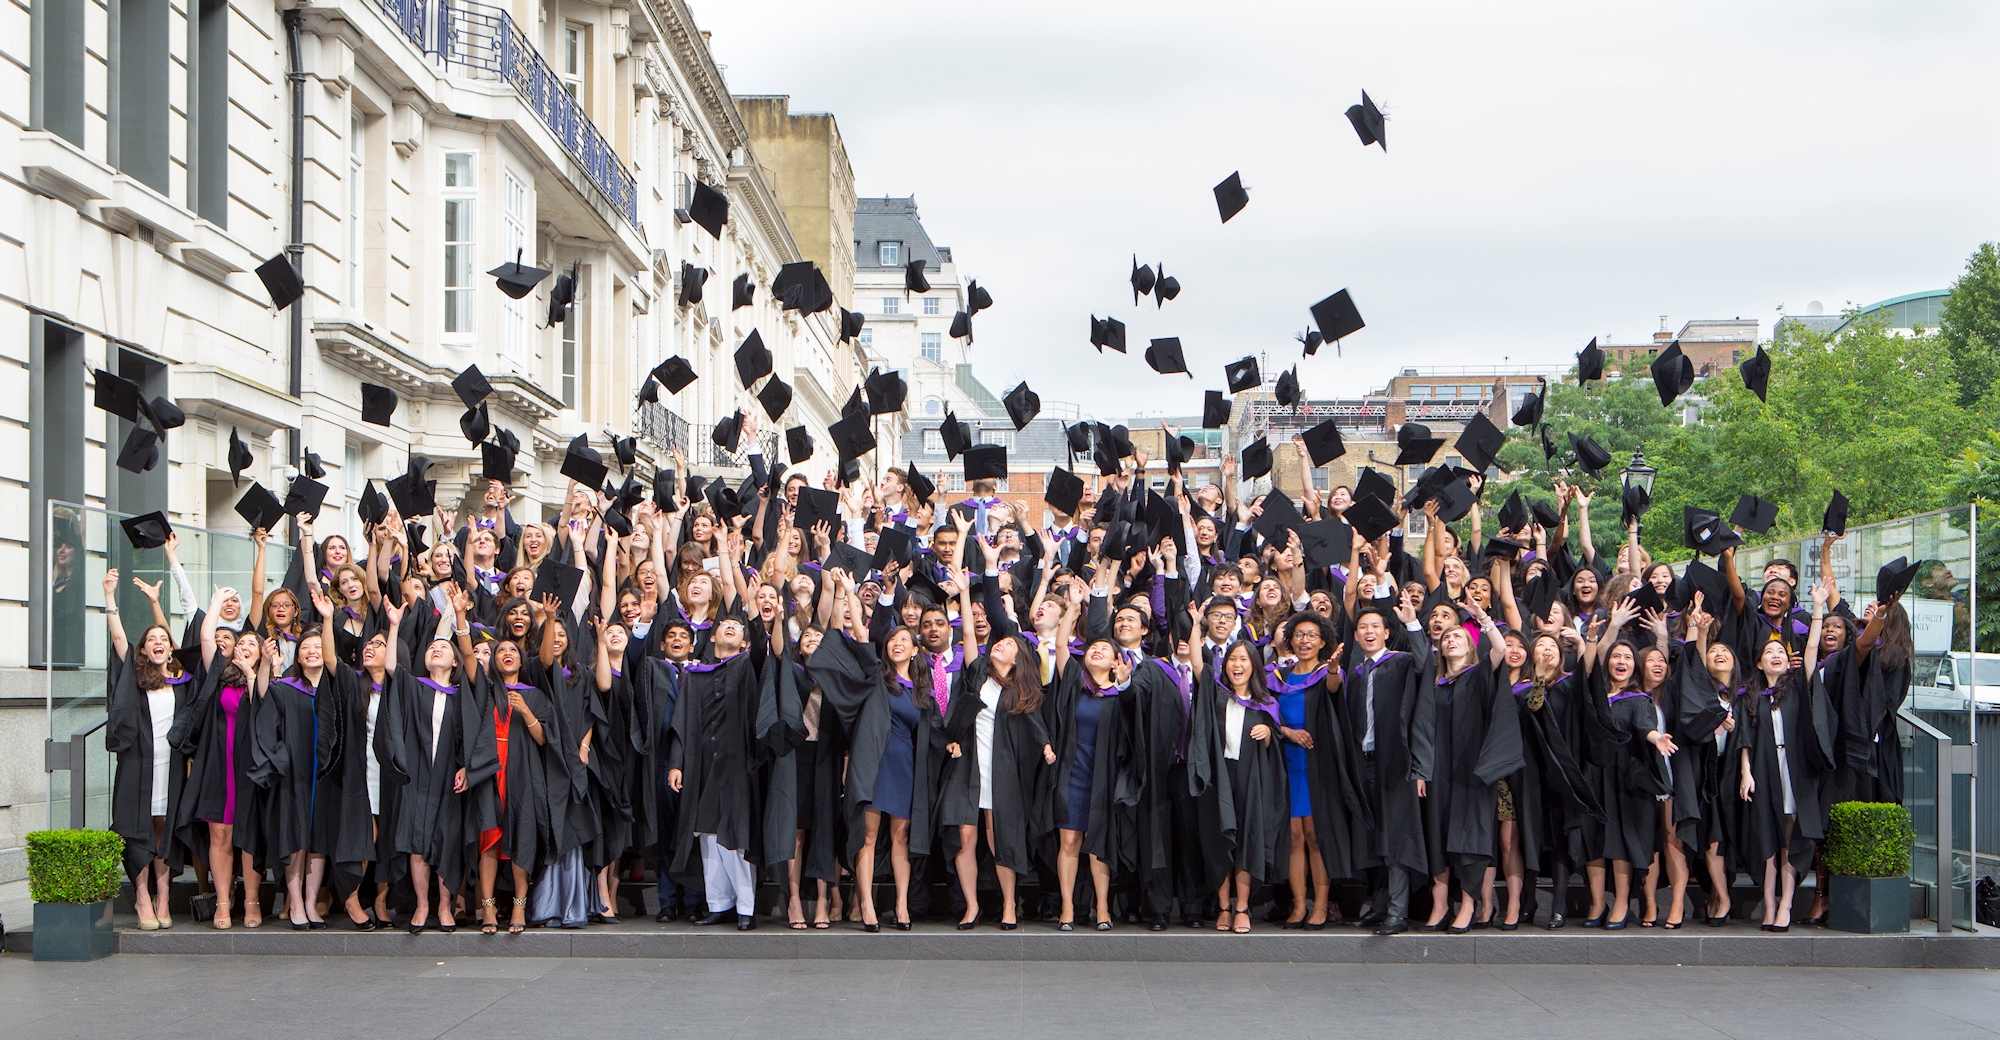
(375, 0), (642, 233)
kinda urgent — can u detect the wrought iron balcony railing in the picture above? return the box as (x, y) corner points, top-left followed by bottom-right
(635, 401), (689, 458)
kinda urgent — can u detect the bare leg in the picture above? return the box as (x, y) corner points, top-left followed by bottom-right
(1500, 820), (1524, 925)
(409, 855), (432, 927)
(240, 850), (263, 927)
(1586, 858), (1607, 920)
(435, 872), (456, 928)
(889, 818), (913, 925)
(343, 861), (373, 925)
(788, 832), (806, 926)
(1302, 817), (1331, 925)
(1056, 829), (1083, 924)
(1231, 870), (1252, 932)
(954, 824), (980, 924)
(1285, 818), (1309, 924)
(478, 849), (500, 933)
(1608, 860), (1631, 925)
(209, 824), (236, 929)
(285, 851), (310, 926)
(302, 854), (328, 924)
(1089, 854), (1112, 926)
(857, 810), (881, 926)
(984, 813), (1016, 926)
(1642, 848), (1661, 924)
(1704, 842), (1731, 920)
(1477, 865), (1497, 925)
(1425, 872), (1450, 927)
(509, 863), (530, 932)
(1774, 815), (1798, 928)
(1451, 876), (1476, 930)
(1664, 832), (1689, 926)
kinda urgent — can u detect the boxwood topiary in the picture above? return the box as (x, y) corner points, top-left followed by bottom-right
(25, 830), (126, 904)
(1825, 802), (1915, 879)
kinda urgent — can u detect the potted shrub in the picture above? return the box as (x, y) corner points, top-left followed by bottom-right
(1825, 802), (1915, 934)
(26, 830), (125, 960)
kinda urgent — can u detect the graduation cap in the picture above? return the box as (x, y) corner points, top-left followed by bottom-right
(1682, 558), (1728, 614)
(791, 485), (841, 536)
(1496, 490), (1530, 533)
(1483, 536), (1529, 562)
(828, 411), (876, 460)
(1145, 337), (1190, 377)
(827, 541), (874, 584)
(841, 386), (868, 420)
(234, 483), (286, 532)
(607, 431), (637, 470)
(1876, 556), (1919, 602)
(495, 427), (521, 457)
(963, 444), (1008, 482)
(839, 308), (866, 343)
(1512, 381), (1545, 429)
(1240, 436), (1272, 480)
(1741, 346), (1771, 403)
(1347, 494), (1400, 541)
(601, 505), (633, 538)
(255, 254), (306, 309)
(1130, 256), (1156, 304)
(560, 434), (608, 490)
(1310, 289), (1365, 347)
(451, 365), (493, 409)
(1297, 518), (1352, 569)
(872, 526), (916, 571)
(360, 383), (398, 426)
(93, 369), (144, 422)
(226, 427), (255, 488)
(480, 441), (516, 485)
(1356, 468), (1398, 507)
(732, 272), (756, 310)
(906, 469), (936, 506)
(1300, 419), (1346, 467)
(939, 412), (972, 459)
(120, 511), (172, 549)
(1569, 432), (1612, 476)
(1345, 90), (1386, 150)
(735, 330), (773, 387)
(1540, 425), (1560, 464)
(688, 179), (728, 238)
(637, 375), (661, 405)
(1046, 467), (1086, 516)
(1202, 390), (1232, 429)
(865, 369), (908, 415)
(683, 475), (709, 506)
(1090, 315), (1127, 354)
(170, 644), (206, 676)
(949, 311), (974, 342)
(459, 402), (490, 446)
(1252, 491), (1306, 546)
(1731, 494), (1779, 534)
(1395, 422), (1445, 466)
(1620, 483), (1651, 528)
(677, 263), (707, 307)
(650, 356), (698, 394)
(1164, 432), (1196, 469)
(1225, 356), (1261, 394)
(1063, 423), (1094, 456)
(1154, 266), (1180, 307)
(299, 450), (326, 481)
(357, 480), (388, 526)
(1569, 338), (1604, 384)
(904, 258), (931, 296)
(115, 424), (160, 474)
(1297, 329), (1325, 357)
(530, 558), (585, 613)
(284, 474), (330, 520)
(404, 519), (430, 557)
(1213, 171), (1249, 223)
(1002, 382), (1040, 430)
(1684, 506), (1740, 555)
(1822, 489), (1849, 536)
(757, 375), (793, 421)
(1650, 342), (1696, 408)
(711, 411), (744, 453)
(1455, 411), (1508, 474)
(1627, 581), (1667, 616)
(785, 425), (814, 464)
(1432, 474), (1477, 523)
(1275, 367), (1302, 409)
(772, 261), (835, 315)
(545, 265), (577, 327)
(967, 280), (994, 313)
(146, 396), (185, 431)
(488, 250), (551, 300)
(1104, 423), (1135, 459)
(652, 468), (678, 511)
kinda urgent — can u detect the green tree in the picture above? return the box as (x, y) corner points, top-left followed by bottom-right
(1939, 242), (2000, 413)
(1944, 431), (2000, 653)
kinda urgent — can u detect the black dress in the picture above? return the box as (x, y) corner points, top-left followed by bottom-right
(1585, 681), (1669, 865)
(260, 671), (343, 862)
(1048, 659), (1139, 874)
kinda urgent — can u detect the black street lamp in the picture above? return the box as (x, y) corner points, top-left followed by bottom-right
(1621, 448), (1656, 497)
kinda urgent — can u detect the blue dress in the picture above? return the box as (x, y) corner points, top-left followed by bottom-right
(871, 683), (921, 819)
(1273, 670), (1314, 818)
(1065, 692), (1105, 830)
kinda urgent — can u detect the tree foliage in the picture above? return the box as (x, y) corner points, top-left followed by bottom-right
(1938, 241), (2000, 413)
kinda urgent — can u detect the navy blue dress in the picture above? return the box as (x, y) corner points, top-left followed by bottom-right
(1064, 692), (1105, 830)
(871, 682), (921, 819)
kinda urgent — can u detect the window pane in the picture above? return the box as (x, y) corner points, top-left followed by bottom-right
(923, 297), (939, 315)
(445, 152), (474, 187)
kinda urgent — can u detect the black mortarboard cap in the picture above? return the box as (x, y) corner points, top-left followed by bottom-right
(1683, 558), (1727, 613)
(1275, 367), (1302, 409)
(786, 426), (814, 464)
(1395, 422), (1444, 466)
(1144, 337), (1190, 377)
(841, 386), (868, 420)
(1298, 329), (1325, 357)
(1620, 483), (1651, 527)
(300, 450), (325, 481)
(939, 412), (971, 459)
(358, 480), (387, 526)
(1213, 171), (1249, 223)
(1346, 494), (1400, 541)
(757, 375), (794, 421)
(1577, 337), (1605, 382)
(1130, 256), (1155, 305)
(637, 375), (661, 405)
(1154, 267), (1180, 306)
(255, 254), (305, 309)
(1298, 518), (1352, 569)
(1530, 497), (1562, 531)
(640, 358), (690, 397)
(601, 506), (633, 538)
(488, 251), (551, 300)
(1310, 289), (1365, 345)
(1822, 490), (1849, 536)
(683, 475), (708, 506)
(966, 279), (994, 313)
(1202, 390), (1232, 429)
(1456, 411), (1508, 474)
(826, 541), (873, 584)
(404, 520), (429, 557)
(560, 434), (608, 490)
(735, 329), (772, 387)
(360, 383), (398, 426)
(1731, 494), (1779, 534)
(792, 485), (840, 536)
(653, 468), (678, 511)
(481, 441), (516, 484)
(963, 444), (1008, 482)
(1225, 356), (1261, 394)
(1684, 506), (1740, 555)
(115, 424), (160, 474)
(948, 310), (973, 342)
(1483, 536), (1529, 562)
(384, 463), (437, 518)
(120, 511), (172, 550)
(1065, 423), (1093, 455)
(234, 483), (286, 532)
(732, 272), (755, 310)
(907, 469), (935, 506)
(459, 402), (490, 446)
(872, 526), (916, 571)
(1628, 581), (1666, 616)
(1497, 490), (1529, 533)
(1164, 433), (1194, 469)
(1045, 467), (1085, 516)
(607, 431), (636, 470)
(1741, 345), (1771, 403)
(1512, 382), (1545, 429)
(283, 474), (329, 520)
(840, 308), (866, 343)
(1345, 90), (1386, 150)
(1300, 419), (1345, 467)
(1570, 432), (1612, 476)
(1106, 424), (1135, 459)
(531, 558), (585, 613)
(1089, 314), (1126, 353)
(828, 411), (876, 460)
(904, 258), (930, 295)
(452, 365), (493, 409)
(1355, 468), (1397, 506)
(1240, 436), (1272, 480)
(711, 411), (744, 453)
(1252, 491), (1305, 545)
(1876, 556), (1919, 602)
(865, 369), (908, 415)
(1540, 425), (1559, 464)
(1002, 382), (1040, 430)
(1091, 440), (1119, 476)
(147, 396), (185, 431)
(688, 179), (728, 238)
(227, 427), (254, 487)
(545, 268), (575, 327)
(678, 262), (707, 307)
(1651, 342), (1695, 408)
(93, 369), (143, 421)
(171, 644), (205, 676)
(1433, 475), (1477, 523)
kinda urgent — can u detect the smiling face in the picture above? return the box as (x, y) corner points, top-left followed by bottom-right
(1607, 643), (1635, 685)
(1224, 644), (1254, 688)
(495, 639), (521, 675)
(1761, 579), (1791, 618)
(755, 584), (780, 623)
(1532, 634), (1562, 671)
(1821, 618), (1848, 654)
(1354, 611), (1387, 652)
(362, 632), (389, 669)
(1289, 619), (1324, 662)
(322, 536), (350, 568)
(1758, 640), (1789, 677)
(1256, 578), (1283, 607)
(1442, 556), (1468, 589)
(267, 590), (298, 629)
(1204, 604), (1237, 642)
(297, 632), (324, 670)
(425, 638), (455, 673)
(1571, 569), (1599, 605)
(1502, 632), (1528, 669)
(1646, 563), (1674, 594)
(715, 618), (746, 655)
(797, 626), (823, 657)
(1465, 577), (1492, 610)
(604, 624), (629, 654)
(663, 625), (693, 661)
(141, 625), (174, 664)
(1706, 642), (1736, 683)
(887, 629), (917, 665)
(230, 632), (261, 671)
(1641, 647), (1669, 689)
(505, 602), (532, 638)
(521, 525), (545, 555)
(1113, 607), (1145, 646)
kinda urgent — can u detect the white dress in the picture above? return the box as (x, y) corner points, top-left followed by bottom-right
(976, 677), (1002, 810)
(146, 687), (175, 816)
(1773, 705), (1797, 815)
(1224, 700), (1246, 761)
(365, 688), (383, 815)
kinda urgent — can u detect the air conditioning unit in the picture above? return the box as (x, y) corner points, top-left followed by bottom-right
(673, 172), (693, 226)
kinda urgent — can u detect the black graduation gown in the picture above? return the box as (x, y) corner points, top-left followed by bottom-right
(664, 648), (771, 882)
(1422, 663), (1524, 881)
(469, 671), (561, 876)
(936, 655), (1054, 877)
(1585, 681), (1669, 865)
(385, 672), (482, 886)
(260, 671), (343, 860)
(1049, 659), (1140, 872)
(527, 656), (598, 860)
(170, 651), (269, 868)
(106, 648), (198, 878)
(326, 663), (391, 876)
(587, 656), (638, 869)
(803, 632), (942, 863)
(796, 661), (848, 884)
(1528, 672), (1600, 872)
(1295, 663), (1371, 882)
(1505, 672), (1602, 876)
(1337, 646), (1437, 877)
(1130, 657), (1200, 900)
(1186, 672), (1289, 883)
(1734, 676), (1833, 876)
(1673, 671), (1736, 858)
(755, 639), (809, 877)
(1835, 646), (1910, 805)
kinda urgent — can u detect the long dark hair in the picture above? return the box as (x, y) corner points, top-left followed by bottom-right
(132, 624), (175, 690)
(1604, 637), (1643, 696)
(989, 633), (1044, 715)
(1874, 601), (1913, 672)
(881, 625), (934, 693)
(1224, 640), (1274, 706)
(221, 631), (259, 689)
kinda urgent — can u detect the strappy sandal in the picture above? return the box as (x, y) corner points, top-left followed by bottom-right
(509, 897), (527, 934)
(1232, 908), (1252, 934)
(480, 897), (498, 935)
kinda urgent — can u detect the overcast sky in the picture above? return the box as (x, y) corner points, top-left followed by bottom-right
(692, 0), (2000, 421)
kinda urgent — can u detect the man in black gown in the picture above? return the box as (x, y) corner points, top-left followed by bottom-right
(666, 614), (765, 930)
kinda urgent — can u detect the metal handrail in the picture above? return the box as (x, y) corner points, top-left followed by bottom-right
(44, 718), (108, 831)
(1900, 706), (1974, 933)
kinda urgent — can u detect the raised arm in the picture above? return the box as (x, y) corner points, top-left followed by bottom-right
(132, 575), (169, 630)
(1574, 487), (1597, 566)
(1804, 577), (1830, 675)
(1491, 555), (1522, 634)
(1721, 544), (1746, 616)
(103, 569), (130, 659)
(1421, 500), (1444, 590)
(201, 586), (233, 664)
(164, 531), (198, 620)
(248, 528), (270, 622)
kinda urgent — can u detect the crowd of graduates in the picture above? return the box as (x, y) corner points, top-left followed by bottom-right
(99, 411), (1919, 937)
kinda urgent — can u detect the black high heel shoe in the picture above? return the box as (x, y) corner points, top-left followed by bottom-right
(957, 915), (978, 931)
(894, 915), (913, 932)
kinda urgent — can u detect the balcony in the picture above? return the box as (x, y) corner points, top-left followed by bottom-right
(635, 401), (689, 458)
(373, 0), (642, 232)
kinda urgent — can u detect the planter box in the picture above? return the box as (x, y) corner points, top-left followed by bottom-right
(32, 901), (117, 961)
(1829, 875), (1912, 934)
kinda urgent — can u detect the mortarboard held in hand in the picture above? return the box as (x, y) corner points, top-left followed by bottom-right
(1730, 494), (1779, 534)
(1822, 490), (1849, 536)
